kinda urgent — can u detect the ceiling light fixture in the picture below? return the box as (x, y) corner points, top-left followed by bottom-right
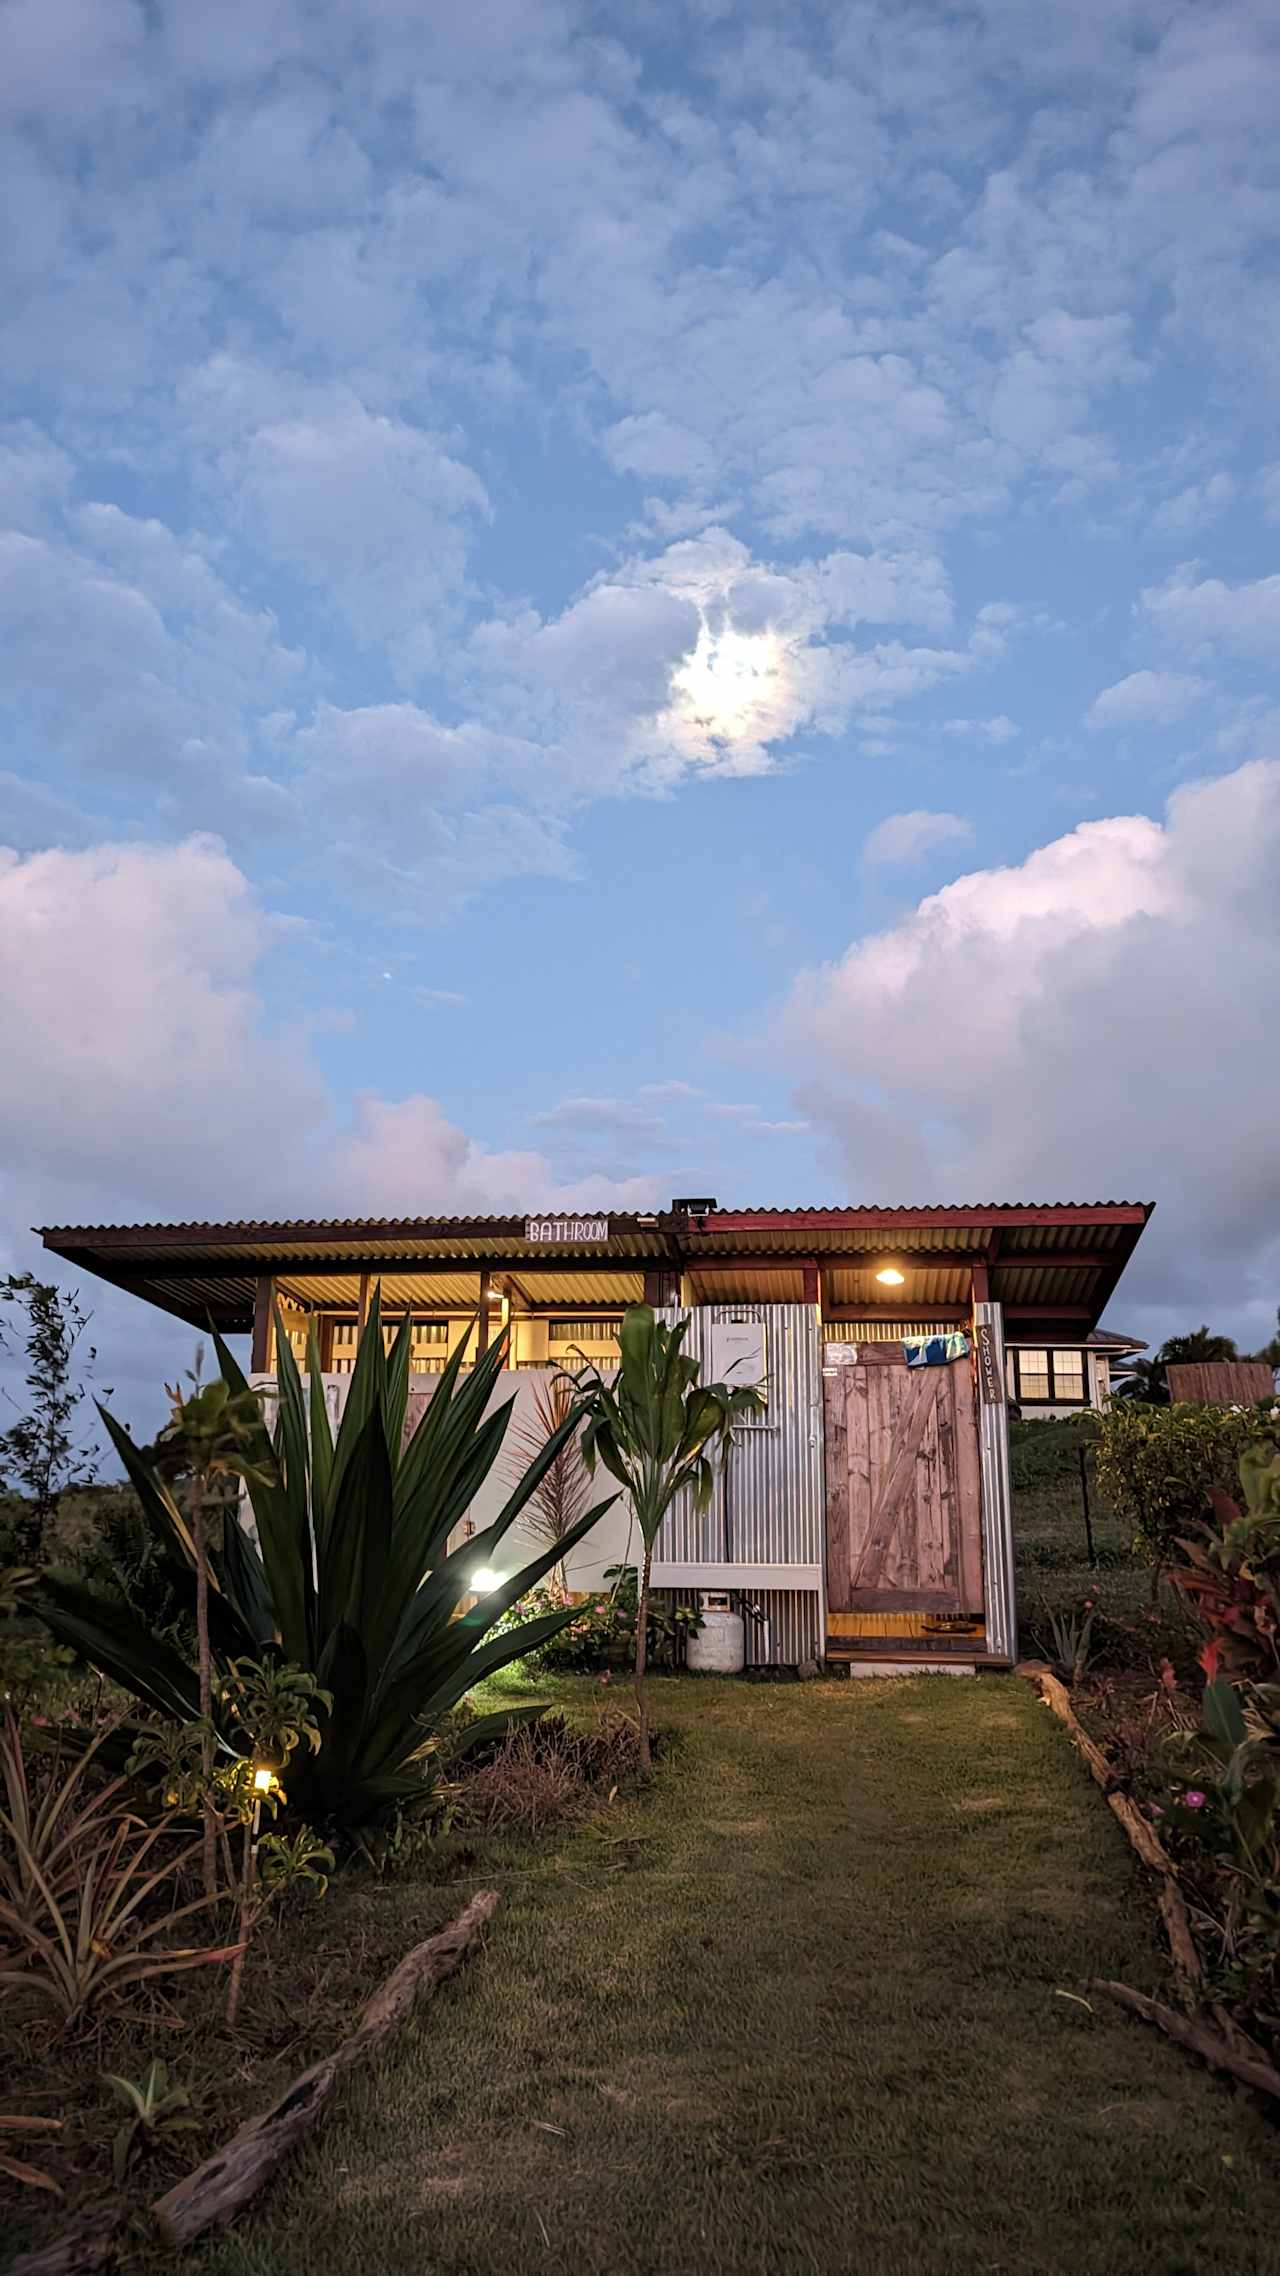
(875, 1266), (906, 1287)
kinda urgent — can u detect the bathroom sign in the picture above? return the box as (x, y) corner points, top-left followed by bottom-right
(524, 1216), (609, 1244)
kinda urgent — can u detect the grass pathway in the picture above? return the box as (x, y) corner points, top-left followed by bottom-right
(200, 1675), (1280, 2276)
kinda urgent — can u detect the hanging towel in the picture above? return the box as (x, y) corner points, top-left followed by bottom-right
(902, 1330), (970, 1368)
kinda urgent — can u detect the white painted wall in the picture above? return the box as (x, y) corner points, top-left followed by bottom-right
(250, 1370), (638, 1598)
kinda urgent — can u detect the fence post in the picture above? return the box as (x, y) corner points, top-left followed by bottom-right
(1079, 1444), (1097, 1568)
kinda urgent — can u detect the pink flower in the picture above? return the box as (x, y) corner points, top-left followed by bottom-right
(598, 1672), (611, 1686)
(1183, 1790), (1207, 1810)
(1148, 1803), (1164, 1818)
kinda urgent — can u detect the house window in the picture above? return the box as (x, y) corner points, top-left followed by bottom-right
(1006, 1346), (1089, 1405)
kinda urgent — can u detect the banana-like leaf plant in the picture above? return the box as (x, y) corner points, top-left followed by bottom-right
(32, 1294), (615, 1831)
(571, 1305), (765, 1767)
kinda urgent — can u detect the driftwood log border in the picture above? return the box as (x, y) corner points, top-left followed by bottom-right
(1017, 1660), (1280, 2101)
(1017, 1661), (1203, 1993)
(10, 1888), (498, 2275)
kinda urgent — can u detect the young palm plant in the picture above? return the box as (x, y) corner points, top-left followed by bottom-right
(32, 1295), (615, 1834)
(571, 1306), (765, 1768)
(502, 1373), (594, 1592)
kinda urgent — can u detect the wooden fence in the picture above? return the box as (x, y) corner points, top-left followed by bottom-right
(1166, 1360), (1276, 1406)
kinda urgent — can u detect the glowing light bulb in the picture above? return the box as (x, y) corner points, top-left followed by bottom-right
(471, 1568), (503, 1594)
(875, 1267), (906, 1287)
(252, 1765), (274, 1794)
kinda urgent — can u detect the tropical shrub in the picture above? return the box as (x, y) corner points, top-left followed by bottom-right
(43, 1485), (192, 1644)
(32, 1298), (615, 1832)
(572, 1306), (765, 1766)
(500, 1567), (702, 1673)
(0, 1565), (76, 1717)
(1172, 1441), (1280, 1682)
(1094, 1399), (1280, 1570)
(1160, 1674), (1280, 2023)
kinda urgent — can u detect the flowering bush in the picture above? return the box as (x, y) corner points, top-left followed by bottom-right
(1154, 1673), (1280, 2031)
(496, 1569), (701, 1673)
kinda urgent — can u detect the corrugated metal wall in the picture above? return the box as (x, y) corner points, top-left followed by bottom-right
(671, 1586), (825, 1668)
(974, 1302), (1017, 1660)
(654, 1304), (824, 1567)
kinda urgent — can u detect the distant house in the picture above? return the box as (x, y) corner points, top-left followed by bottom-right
(41, 1196), (1153, 1674)
(1006, 1327), (1147, 1421)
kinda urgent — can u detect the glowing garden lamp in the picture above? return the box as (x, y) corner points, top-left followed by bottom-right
(471, 1568), (503, 1594)
(252, 1764), (275, 1795)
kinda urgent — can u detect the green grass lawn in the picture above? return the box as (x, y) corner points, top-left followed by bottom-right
(194, 1672), (1280, 2276)
(1010, 1418), (1159, 1652)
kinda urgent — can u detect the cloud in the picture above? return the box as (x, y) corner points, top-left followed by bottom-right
(942, 716), (1019, 745)
(1141, 569), (1280, 659)
(861, 810), (975, 866)
(192, 365), (491, 676)
(0, 833), (666, 1416)
(0, 836), (662, 1238)
(1151, 471), (1235, 537)
(777, 760), (1280, 1345)
(0, 837), (319, 1232)
(530, 1095), (667, 1140)
(1086, 669), (1209, 730)
(328, 1095), (661, 1218)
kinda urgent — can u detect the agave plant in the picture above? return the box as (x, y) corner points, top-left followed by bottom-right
(32, 1295), (614, 1830)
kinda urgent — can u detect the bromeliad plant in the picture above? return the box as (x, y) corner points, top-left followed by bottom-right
(569, 1306), (765, 1767)
(32, 1294), (616, 1833)
(0, 1716), (240, 2025)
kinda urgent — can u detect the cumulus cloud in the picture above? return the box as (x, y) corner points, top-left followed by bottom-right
(1141, 569), (1280, 659)
(778, 760), (1280, 1345)
(861, 809), (975, 865)
(0, 835), (658, 1238)
(184, 360), (491, 674)
(1151, 470), (1235, 536)
(1086, 669), (1209, 730)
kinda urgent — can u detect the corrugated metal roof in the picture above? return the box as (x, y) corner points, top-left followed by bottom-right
(39, 1199), (1153, 1337)
(37, 1200), (1153, 1241)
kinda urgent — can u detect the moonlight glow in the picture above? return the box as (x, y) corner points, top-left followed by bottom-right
(671, 621), (784, 748)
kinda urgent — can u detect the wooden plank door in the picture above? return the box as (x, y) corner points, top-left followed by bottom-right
(824, 1350), (983, 1614)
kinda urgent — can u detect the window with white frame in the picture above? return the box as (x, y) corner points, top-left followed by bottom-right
(1005, 1346), (1089, 1405)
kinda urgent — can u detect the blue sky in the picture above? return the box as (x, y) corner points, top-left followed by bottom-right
(1, 0), (1278, 1417)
